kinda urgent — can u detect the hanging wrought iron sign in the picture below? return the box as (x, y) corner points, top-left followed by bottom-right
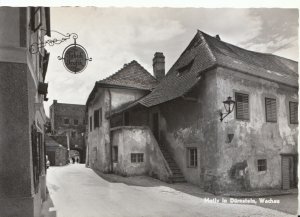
(58, 33), (92, 74)
(29, 30), (92, 74)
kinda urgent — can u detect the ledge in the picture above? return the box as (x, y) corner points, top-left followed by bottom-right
(110, 125), (149, 132)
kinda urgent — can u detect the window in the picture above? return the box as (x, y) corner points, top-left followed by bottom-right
(94, 108), (102, 129)
(177, 59), (194, 77)
(265, 98), (277, 122)
(187, 148), (197, 167)
(131, 153), (144, 163)
(289, 102), (298, 124)
(89, 116), (92, 132)
(74, 119), (79, 125)
(257, 159), (267, 171)
(99, 108), (102, 126)
(94, 110), (99, 129)
(64, 118), (69, 125)
(71, 131), (76, 138)
(112, 146), (118, 162)
(30, 7), (42, 32)
(235, 92), (249, 120)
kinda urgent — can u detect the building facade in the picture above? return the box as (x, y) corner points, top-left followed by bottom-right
(86, 60), (175, 180)
(107, 31), (298, 193)
(49, 100), (86, 163)
(0, 7), (51, 217)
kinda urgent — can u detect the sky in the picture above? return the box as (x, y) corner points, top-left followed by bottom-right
(44, 7), (298, 116)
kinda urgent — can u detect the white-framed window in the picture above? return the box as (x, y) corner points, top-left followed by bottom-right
(131, 153), (144, 163)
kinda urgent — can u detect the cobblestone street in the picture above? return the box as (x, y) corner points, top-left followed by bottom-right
(41, 164), (297, 217)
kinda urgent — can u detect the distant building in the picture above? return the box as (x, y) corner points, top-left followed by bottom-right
(49, 100), (86, 163)
(45, 136), (68, 166)
(0, 7), (51, 217)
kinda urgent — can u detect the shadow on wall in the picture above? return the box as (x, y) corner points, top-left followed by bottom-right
(40, 189), (57, 217)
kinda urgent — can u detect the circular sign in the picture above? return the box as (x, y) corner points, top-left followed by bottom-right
(63, 44), (88, 74)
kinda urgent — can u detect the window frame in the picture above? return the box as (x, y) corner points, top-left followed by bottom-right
(187, 147), (198, 168)
(289, 101), (298, 124)
(74, 119), (79, 125)
(131, 153), (144, 163)
(235, 92), (250, 121)
(112, 146), (118, 163)
(265, 97), (277, 123)
(257, 159), (267, 172)
(30, 7), (42, 32)
(89, 116), (93, 132)
(63, 118), (70, 125)
(94, 109), (100, 129)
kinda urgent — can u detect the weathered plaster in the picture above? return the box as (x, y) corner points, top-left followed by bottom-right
(216, 67), (298, 192)
(110, 126), (171, 181)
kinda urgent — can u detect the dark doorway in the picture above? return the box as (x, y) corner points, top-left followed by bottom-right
(48, 151), (55, 166)
(152, 112), (159, 141)
(282, 155), (298, 189)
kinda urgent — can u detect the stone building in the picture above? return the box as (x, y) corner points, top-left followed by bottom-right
(49, 100), (86, 163)
(108, 30), (298, 193)
(0, 7), (51, 217)
(87, 30), (298, 193)
(45, 136), (68, 166)
(86, 60), (176, 180)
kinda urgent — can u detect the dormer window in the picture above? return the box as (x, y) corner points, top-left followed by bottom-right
(177, 59), (194, 77)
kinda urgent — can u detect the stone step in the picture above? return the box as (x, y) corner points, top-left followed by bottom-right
(171, 177), (186, 183)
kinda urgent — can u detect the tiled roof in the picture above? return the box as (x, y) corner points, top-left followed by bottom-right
(97, 60), (158, 90)
(45, 135), (66, 149)
(138, 30), (298, 108)
(202, 31), (298, 86)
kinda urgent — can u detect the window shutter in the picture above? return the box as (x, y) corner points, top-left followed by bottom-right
(235, 93), (249, 120)
(30, 7), (35, 31)
(94, 110), (100, 128)
(289, 102), (298, 124)
(99, 108), (102, 126)
(265, 98), (277, 122)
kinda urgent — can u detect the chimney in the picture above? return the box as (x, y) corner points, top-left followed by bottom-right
(215, 34), (221, 40)
(53, 100), (57, 104)
(153, 52), (165, 81)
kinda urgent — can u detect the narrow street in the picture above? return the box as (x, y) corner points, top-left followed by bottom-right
(42, 164), (295, 217)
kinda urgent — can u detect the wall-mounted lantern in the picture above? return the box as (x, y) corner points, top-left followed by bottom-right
(219, 96), (235, 122)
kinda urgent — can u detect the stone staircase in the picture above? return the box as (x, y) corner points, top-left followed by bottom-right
(158, 144), (186, 183)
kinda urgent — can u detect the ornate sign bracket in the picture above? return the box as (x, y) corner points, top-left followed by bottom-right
(30, 29), (79, 54)
(29, 29), (92, 74)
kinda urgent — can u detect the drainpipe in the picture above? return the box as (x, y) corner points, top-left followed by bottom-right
(107, 88), (113, 173)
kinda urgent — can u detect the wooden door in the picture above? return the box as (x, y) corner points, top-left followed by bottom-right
(282, 155), (296, 189)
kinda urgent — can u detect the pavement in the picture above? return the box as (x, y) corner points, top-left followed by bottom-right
(41, 164), (298, 217)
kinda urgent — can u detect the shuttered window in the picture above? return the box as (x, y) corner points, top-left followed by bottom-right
(289, 102), (298, 124)
(265, 98), (277, 122)
(235, 93), (249, 120)
(89, 116), (92, 132)
(94, 110), (100, 129)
